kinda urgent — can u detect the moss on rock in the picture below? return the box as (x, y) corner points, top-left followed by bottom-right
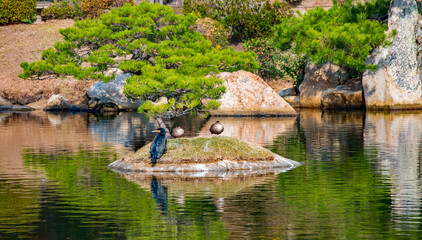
(122, 136), (275, 165)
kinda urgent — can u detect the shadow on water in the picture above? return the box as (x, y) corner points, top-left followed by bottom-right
(2, 110), (422, 239)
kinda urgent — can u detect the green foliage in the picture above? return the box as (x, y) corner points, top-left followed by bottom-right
(0, 0), (36, 25)
(273, 0), (389, 72)
(20, 2), (258, 117)
(243, 38), (305, 86)
(192, 17), (230, 49)
(183, 0), (292, 40)
(81, 0), (134, 18)
(42, 0), (83, 20)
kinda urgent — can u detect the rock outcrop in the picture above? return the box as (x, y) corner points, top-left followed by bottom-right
(321, 78), (365, 109)
(211, 71), (297, 116)
(363, 0), (422, 109)
(86, 73), (142, 112)
(0, 96), (12, 110)
(44, 94), (71, 111)
(299, 62), (349, 108)
(108, 136), (301, 173)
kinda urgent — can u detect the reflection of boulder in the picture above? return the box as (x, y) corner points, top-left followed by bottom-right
(211, 71), (297, 116)
(113, 170), (287, 198)
(299, 109), (365, 157)
(199, 117), (297, 145)
(88, 112), (208, 150)
(364, 112), (422, 226)
(47, 113), (69, 126)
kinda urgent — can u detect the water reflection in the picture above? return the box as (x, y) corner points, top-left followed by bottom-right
(364, 112), (422, 234)
(2, 110), (422, 238)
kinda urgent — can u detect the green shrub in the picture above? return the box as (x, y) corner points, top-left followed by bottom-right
(273, 0), (390, 72)
(244, 38), (305, 86)
(81, 0), (133, 18)
(42, 0), (83, 20)
(183, 0), (292, 40)
(192, 18), (230, 49)
(20, 3), (259, 116)
(0, 0), (36, 25)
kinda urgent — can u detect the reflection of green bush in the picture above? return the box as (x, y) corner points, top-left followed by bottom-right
(23, 148), (228, 239)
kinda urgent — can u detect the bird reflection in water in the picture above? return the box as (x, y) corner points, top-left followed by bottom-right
(150, 176), (168, 214)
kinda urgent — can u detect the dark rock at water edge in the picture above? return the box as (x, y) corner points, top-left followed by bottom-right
(87, 73), (143, 112)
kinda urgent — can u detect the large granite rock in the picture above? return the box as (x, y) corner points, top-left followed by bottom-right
(87, 73), (142, 111)
(211, 71), (297, 116)
(363, 0), (422, 109)
(321, 78), (365, 109)
(299, 62), (348, 108)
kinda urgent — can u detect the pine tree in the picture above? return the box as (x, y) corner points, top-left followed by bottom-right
(20, 2), (259, 117)
(273, 0), (390, 72)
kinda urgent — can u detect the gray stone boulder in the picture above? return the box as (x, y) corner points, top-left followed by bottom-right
(0, 96), (12, 110)
(363, 0), (422, 109)
(87, 73), (142, 111)
(299, 62), (349, 108)
(44, 94), (71, 111)
(278, 87), (297, 97)
(210, 71), (297, 116)
(321, 78), (365, 109)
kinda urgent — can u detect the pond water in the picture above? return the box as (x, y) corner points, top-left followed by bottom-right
(0, 110), (422, 239)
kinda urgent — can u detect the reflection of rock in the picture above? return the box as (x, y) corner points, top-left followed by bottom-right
(364, 112), (422, 227)
(47, 113), (68, 126)
(199, 117), (296, 145)
(88, 112), (208, 150)
(212, 71), (297, 116)
(299, 109), (365, 157)
(113, 169), (288, 198)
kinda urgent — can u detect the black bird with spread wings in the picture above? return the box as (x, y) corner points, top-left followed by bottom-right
(150, 128), (167, 166)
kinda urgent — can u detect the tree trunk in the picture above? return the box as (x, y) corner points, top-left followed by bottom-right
(155, 117), (172, 138)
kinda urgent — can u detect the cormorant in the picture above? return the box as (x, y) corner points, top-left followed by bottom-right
(171, 126), (184, 138)
(150, 128), (167, 166)
(209, 121), (224, 135)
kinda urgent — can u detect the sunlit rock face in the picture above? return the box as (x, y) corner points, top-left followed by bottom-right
(364, 112), (422, 228)
(299, 62), (348, 108)
(211, 71), (297, 116)
(363, 0), (422, 109)
(199, 117), (297, 146)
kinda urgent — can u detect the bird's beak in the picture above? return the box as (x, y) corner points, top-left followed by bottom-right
(152, 130), (160, 133)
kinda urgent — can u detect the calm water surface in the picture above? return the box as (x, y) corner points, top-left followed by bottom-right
(0, 110), (422, 239)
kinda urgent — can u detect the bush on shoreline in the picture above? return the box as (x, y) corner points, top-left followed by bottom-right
(0, 0), (36, 25)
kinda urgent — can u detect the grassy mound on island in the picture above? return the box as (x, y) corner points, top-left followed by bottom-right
(122, 136), (275, 165)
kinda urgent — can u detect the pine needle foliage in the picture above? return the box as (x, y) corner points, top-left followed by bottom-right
(273, 0), (390, 72)
(20, 2), (258, 116)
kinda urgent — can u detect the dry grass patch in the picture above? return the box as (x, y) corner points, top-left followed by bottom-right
(122, 136), (275, 164)
(0, 20), (95, 105)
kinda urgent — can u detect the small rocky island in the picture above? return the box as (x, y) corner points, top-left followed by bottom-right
(108, 136), (301, 174)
